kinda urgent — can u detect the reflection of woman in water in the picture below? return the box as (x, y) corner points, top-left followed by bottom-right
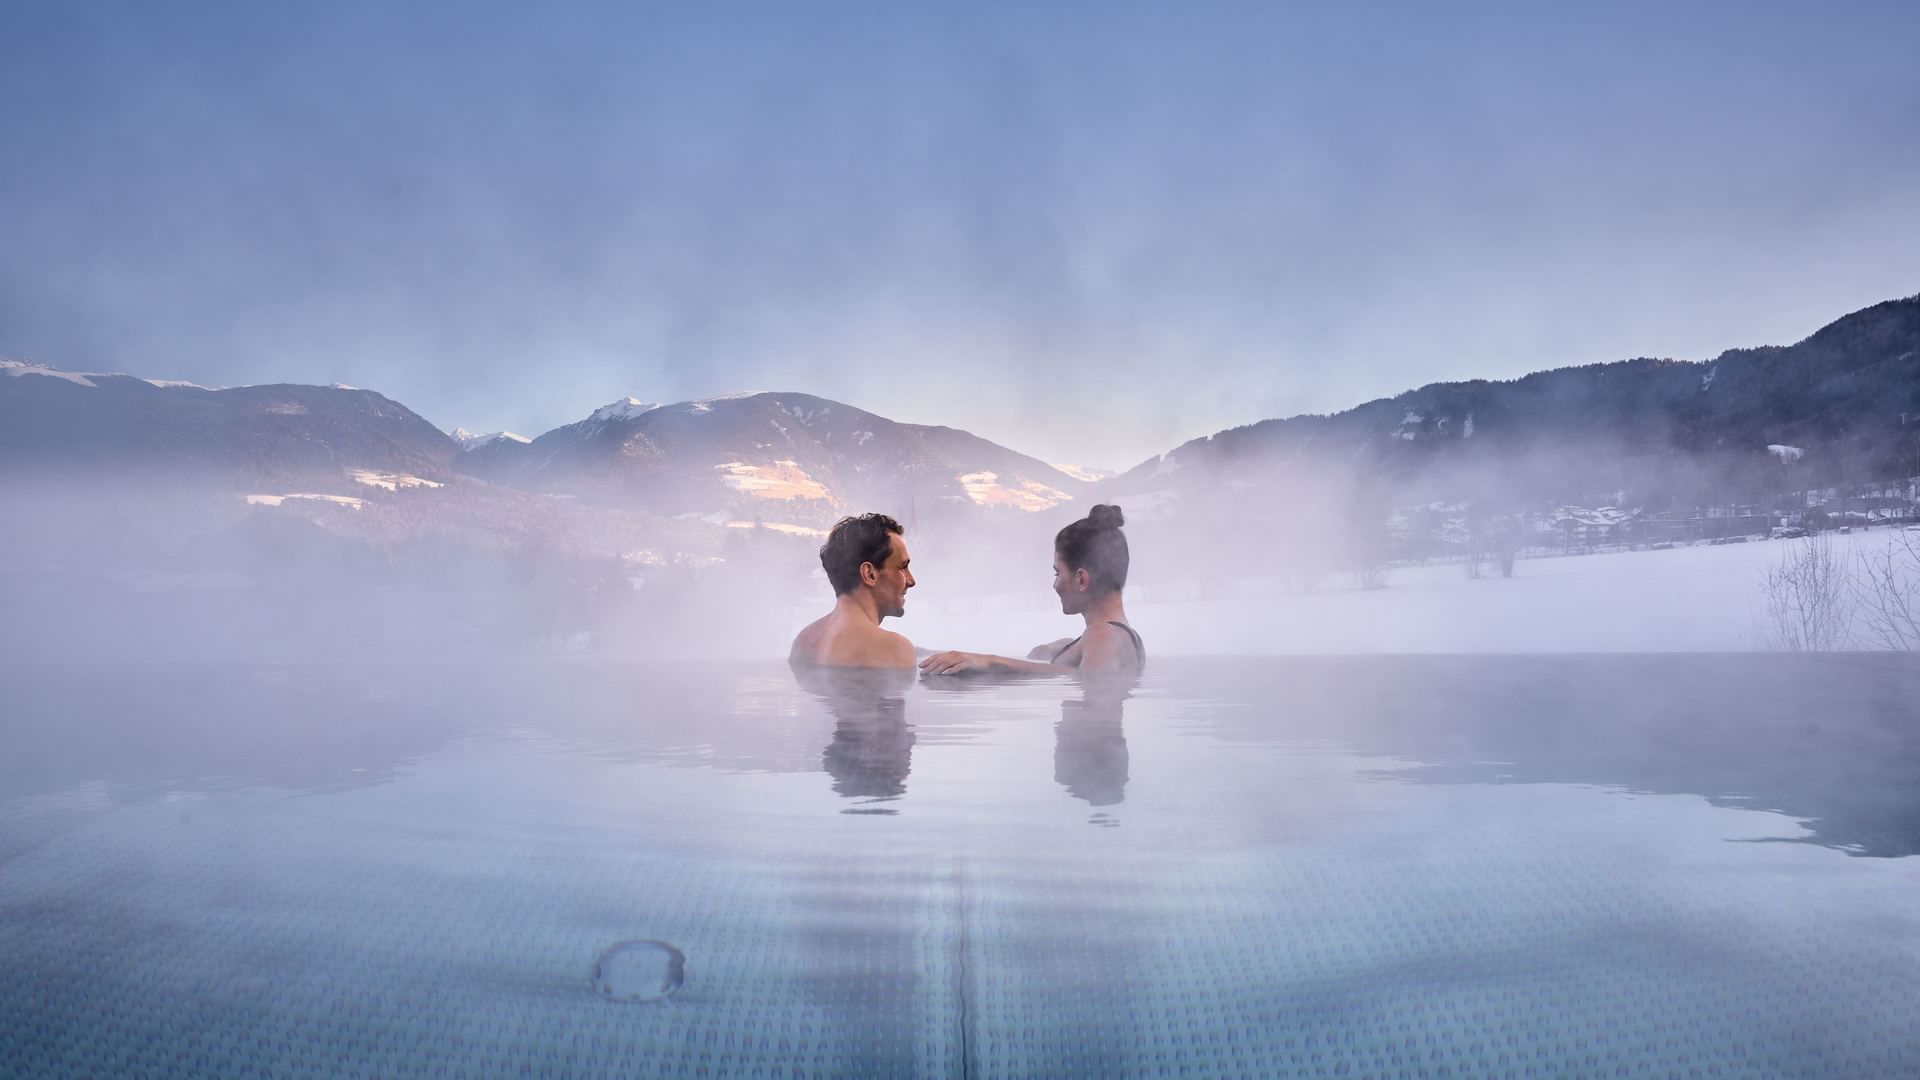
(791, 663), (917, 809)
(920, 504), (1145, 676)
(1056, 678), (1132, 813)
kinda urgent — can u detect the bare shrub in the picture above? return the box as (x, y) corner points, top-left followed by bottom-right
(1855, 528), (1920, 650)
(1495, 520), (1522, 578)
(1760, 532), (1853, 651)
(1353, 564), (1389, 591)
(1466, 513), (1523, 580)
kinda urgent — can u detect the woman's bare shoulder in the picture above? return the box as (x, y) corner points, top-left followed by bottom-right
(1077, 621), (1142, 671)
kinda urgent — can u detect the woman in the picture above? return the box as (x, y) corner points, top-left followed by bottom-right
(919, 504), (1144, 675)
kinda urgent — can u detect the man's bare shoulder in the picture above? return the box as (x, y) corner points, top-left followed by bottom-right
(872, 628), (916, 667)
(835, 626), (913, 668)
(792, 613), (914, 669)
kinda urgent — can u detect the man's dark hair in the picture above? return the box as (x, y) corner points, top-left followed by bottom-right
(1055, 504), (1128, 594)
(820, 513), (904, 595)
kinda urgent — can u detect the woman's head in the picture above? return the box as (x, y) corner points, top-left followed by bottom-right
(1053, 504), (1128, 613)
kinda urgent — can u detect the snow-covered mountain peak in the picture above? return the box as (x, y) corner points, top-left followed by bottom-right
(576, 390), (778, 427)
(4, 359), (99, 388)
(450, 427), (532, 451)
(4, 358), (214, 390)
(588, 397), (664, 424)
(671, 390), (771, 415)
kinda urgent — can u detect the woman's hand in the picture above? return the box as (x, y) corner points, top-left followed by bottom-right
(918, 650), (1000, 675)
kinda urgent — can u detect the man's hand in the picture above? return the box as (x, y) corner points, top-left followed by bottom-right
(918, 650), (999, 675)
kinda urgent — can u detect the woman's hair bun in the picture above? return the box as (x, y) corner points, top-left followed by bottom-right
(1056, 503), (1130, 591)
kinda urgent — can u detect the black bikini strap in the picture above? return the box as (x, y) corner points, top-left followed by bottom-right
(1106, 621), (1145, 669)
(1051, 633), (1084, 663)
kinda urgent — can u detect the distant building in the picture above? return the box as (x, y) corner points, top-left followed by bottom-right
(1699, 505), (1774, 539)
(1545, 506), (1641, 548)
(1632, 506), (1775, 544)
(1638, 511), (1701, 545)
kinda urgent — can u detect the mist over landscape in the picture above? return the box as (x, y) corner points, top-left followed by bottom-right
(5, 2), (1918, 662)
(4, 291), (1918, 660)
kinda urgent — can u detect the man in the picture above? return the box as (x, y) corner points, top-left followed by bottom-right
(789, 513), (917, 668)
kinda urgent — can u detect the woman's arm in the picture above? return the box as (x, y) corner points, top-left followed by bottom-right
(919, 650), (1074, 676)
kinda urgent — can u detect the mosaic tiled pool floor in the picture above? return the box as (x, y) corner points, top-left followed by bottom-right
(3, 655), (1919, 1076)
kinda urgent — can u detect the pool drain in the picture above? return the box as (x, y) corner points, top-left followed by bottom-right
(591, 940), (686, 1003)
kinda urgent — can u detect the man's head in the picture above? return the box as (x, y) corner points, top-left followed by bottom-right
(820, 513), (914, 618)
(1053, 504), (1128, 614)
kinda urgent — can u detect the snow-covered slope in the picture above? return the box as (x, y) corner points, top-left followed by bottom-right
(3, 358), (217, 391)
(0, 358), (456, 484)
(464, 390), (1091, 528)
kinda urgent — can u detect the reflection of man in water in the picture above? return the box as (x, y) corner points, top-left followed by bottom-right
(1055, 677), (1133, 811)
(792, 664), (917, 807)
(789, 514), (916, 669)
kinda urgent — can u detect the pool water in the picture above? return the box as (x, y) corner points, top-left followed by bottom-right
(2, 654), (1918, 1077)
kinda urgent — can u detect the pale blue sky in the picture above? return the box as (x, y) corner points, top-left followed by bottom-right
(3, 2), (1917, 467)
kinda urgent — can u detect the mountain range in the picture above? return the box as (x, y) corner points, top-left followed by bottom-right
(450, 390), (1090, 530)
(1108, 293), (1920, 520)
(0, 361), (454, 485)
(5, 293), (1917, 542)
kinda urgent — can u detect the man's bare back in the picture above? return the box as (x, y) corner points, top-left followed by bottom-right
(789, 602), (915, 669)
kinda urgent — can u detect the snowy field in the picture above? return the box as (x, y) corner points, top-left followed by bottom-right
(901, 528), (1912, 656)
